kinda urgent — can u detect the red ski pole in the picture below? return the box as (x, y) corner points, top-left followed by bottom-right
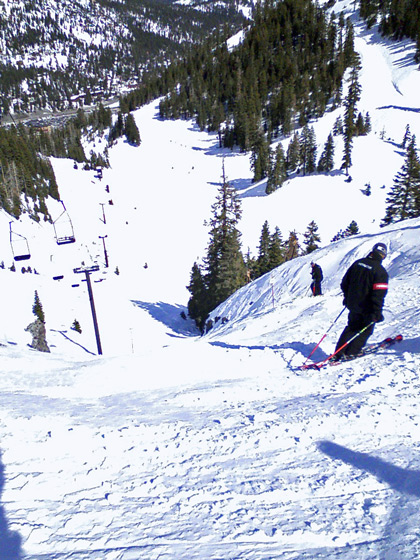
(303, 307), (346, 365)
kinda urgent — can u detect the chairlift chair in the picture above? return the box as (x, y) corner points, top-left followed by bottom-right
(9, 222), (31, 261)
(53, 201), (76, 245)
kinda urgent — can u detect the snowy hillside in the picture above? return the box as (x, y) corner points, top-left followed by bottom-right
(0, 0), (420, 558)
(0, 0), (248, 114)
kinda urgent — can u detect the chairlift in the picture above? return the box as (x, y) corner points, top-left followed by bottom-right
(9, 222), (31, 261)
(53, 201), (76, 245)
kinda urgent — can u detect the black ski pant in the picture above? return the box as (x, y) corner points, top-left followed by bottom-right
(335, 312), (375, 357)
(311, 281), (322, 296)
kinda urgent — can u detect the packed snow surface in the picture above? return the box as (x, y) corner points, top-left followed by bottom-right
(0, 1), (420, 558)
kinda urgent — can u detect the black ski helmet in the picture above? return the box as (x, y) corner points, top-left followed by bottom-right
(372, 242), (387, 259)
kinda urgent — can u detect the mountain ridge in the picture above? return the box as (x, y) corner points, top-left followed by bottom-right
(0, 0), (249, 115)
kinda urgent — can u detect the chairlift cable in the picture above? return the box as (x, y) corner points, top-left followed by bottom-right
(9, 221), (31, 261)
(53, 200), (76, 245)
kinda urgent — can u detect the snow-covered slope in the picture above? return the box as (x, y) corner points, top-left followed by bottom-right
(206, 216), (420, 354)
(0, 2), (420, 558)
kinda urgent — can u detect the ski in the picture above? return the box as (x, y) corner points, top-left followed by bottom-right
(298, 334), (403, 371)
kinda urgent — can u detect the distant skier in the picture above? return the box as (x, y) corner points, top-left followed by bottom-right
(332, 242), (388, 360)
(310, 261), (323, 296)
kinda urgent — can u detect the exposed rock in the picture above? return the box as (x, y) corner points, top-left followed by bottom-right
(25, 319), (50, 353)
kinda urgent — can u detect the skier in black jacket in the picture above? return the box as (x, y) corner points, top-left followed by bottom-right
(310, 262), (323, 296)
(333, 242), (388, 360)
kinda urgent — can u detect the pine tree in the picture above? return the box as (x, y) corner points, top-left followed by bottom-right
(205, 172), (246, 307)
(381, 136), (420, 225)
(266, 144), (287, 194)
(286, 133), (300, 173)
(299, 125), (317, 175)
(250, 133), (271, 182)
(341, 58), (361, 174)
(268, 226), (284, 269)
(256, 220), (272, 277)
(354, 111), (370, 136)
(187, 262), (207, 331)
(330, 222), (359, 241)
(402, 124), (412, 148)
(109, 112), (125, 143)
(124, 113), (141, 146)
(95, 103), (112, 129)
(71, 319), (82, 333)
(355, 112), (365, 135)
(333, 116), (343, 136)
(74, 108), (87, 128)
(303, 221), (321, 254)
(280, 82), (296, 137)
(189, 164), (247, 325)
(317, 133), (335, 172)
(84, 90), (92, 106)
(342, 18), (356, 66)
(33, 290), (45, 323)
(360, 0), (379, 27)
(344, 220), (360, 236)
(233, 66), (252, 152)
(415, 31), (420, 64)
(364, 112), (372, 134)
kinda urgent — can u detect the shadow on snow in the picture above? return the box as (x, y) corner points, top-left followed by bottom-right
(377, 105), (420, 114)
(132, 300), (199, 337)
(318, 440), (420, 497)
(50, 329), (97, 355)
(0, 452), (23, 559)
(318, 440), (420, 558)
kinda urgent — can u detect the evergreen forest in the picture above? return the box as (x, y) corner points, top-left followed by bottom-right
(0, 105), (141, 219)
(0, 125), (59, 219)
(157, 0), (356, 148)
(358, 0), (420, 61)
(0, 0), (247, 115)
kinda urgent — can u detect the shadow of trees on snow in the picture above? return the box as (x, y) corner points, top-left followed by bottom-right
(132, 300), (199, 337)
